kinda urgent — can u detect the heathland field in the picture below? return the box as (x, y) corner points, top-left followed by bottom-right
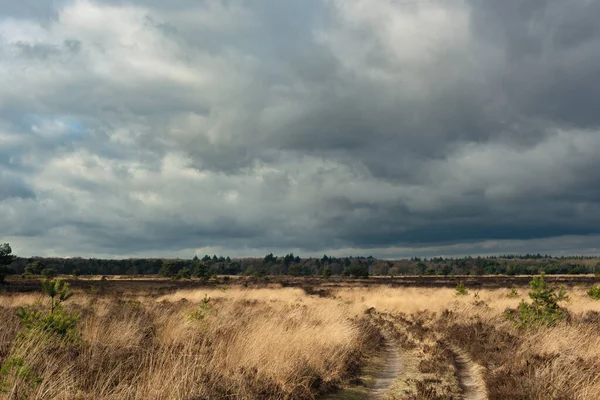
(1, 275), (600, 399)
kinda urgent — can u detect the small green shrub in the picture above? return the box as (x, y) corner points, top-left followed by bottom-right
(189, 295), (211, 321)
(557, 285), (570, 302)
(16, 305), (80, 339)
(0, 356), (41, 395)
(14, 306), (43, 331)
(507, 288), (519, 298)
(41, 279), (73, 314)
(506, 273), (568, 328)
(455, 281), (468, 296)
(587, 285), (600, 300)
(15, 279), (79, 340)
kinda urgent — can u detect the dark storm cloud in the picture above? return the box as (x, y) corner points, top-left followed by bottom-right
(0, 173), (36, 201)
(2, 0), (600, 258)
(469, 0), (600, 127)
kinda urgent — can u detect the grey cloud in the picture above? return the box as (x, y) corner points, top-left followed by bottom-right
(0, 1), (62, 21)
(14, 42), (61, 59)
(0, 173), (35, 201)
(2, 0), (600, 258)
(470, 0), (600, 127)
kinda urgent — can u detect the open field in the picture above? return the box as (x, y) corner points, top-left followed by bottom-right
(1, 276), (599, 399)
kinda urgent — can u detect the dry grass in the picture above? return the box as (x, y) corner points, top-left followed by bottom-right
(1, 280), (600, 399)
(334, 286), (535, 314)
(0, 286), (372, 399)
(332, 284), (600, 399)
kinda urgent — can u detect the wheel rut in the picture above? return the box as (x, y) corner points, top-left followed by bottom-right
(367, 310), (489, 400)
(370, 332), (402, 399)
(451, 346), (488, 400)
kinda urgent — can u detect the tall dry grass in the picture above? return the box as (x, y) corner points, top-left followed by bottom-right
(1, 281), (600, 399)
(0, 288), (371, 399)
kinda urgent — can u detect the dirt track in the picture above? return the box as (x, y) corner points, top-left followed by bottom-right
(451, 346), (488, 400)
(371, 333), (402, 399)
(367, 310), (490, 400)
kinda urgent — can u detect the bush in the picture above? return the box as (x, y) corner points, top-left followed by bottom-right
(40, 268), (57, 278)
(0, 356), (41, 396)
(344, 265), (369, 278)
(41, 279), (74, 314)
(507, 288), (519, 298)
(15, 279), (79, 339)
(16, 305), (80, 339)
(24, 261), (43, 276)
(176, 267), (191, 280)
(587, 285), (600, 300)
(189, 295), (211, 321)
(455, 281), (468, 296)
(507, 273), (568, 328)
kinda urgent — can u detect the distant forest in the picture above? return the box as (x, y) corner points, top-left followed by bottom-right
(6, 252), (600, 279)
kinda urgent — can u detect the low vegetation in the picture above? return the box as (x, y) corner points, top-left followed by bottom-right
(507, 273), (569, 328)
(1, 263), (600, 398)
(0, 284), (377, 399)
(330, 279), (600, 399)
(587, 285), (600, 300)
(454, 281), (468, 296)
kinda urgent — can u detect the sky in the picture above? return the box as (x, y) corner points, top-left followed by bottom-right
(1, 0), (600, 259)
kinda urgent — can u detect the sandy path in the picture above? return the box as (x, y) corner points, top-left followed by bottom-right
(451, 346), (488, 400)
(371, 333), (402, 399)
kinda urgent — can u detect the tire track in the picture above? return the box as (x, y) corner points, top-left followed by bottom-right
(371, 332), (402, 399)
(367, 310), (488, 400)
(450, 346), (488, 400)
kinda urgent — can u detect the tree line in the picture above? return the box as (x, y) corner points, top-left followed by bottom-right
(2, 244), (600, 280)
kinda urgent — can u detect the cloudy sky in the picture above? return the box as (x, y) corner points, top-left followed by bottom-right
(2, 0), (600, 258)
